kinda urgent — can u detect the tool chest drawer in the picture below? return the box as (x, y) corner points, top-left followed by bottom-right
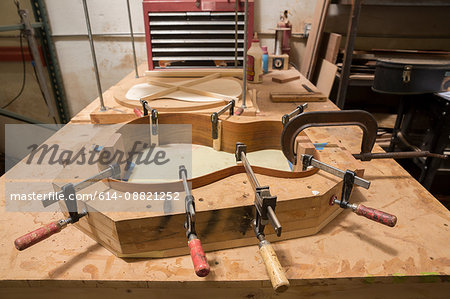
(143, 0), (254, 69)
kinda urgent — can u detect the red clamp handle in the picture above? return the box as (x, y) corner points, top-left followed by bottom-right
(234, 107), (244, 116)
(355, 204), (397, 227)
(14, 221), (63, 251)
(133, 107), (144, 118)
(188, 238), (210, 277)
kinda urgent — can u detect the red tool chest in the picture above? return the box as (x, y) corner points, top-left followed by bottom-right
(142, 0), (254, 70)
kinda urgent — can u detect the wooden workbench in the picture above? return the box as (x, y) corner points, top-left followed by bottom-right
(70, 65), (325, 124)
(1, 67), (449, 298)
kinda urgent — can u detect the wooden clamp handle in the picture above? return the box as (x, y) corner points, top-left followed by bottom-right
(14, 221), (63, 251)
(259, 240), (290, 293)
(188, 238), (210, 277)
(133, 107), (144, 118)
(354, 204), (397, 227)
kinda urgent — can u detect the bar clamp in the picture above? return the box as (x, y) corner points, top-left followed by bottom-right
(179, 165), (210, 277)
(234, 142), (288, 292)
(282, 103), (308, 127)
(302, 154), (397, 227)
(15, 164), (121, 250)
(140, 99), (159, 136)
(211, 100), (235, 140)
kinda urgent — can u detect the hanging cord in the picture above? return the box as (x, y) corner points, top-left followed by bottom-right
(3, 0), (57, 123)
(2, 0), (26, 109)
(2, 32), (26, 109)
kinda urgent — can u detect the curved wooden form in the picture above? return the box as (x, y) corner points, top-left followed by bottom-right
(53, 113), (364, 258)
(112, 114), (318, 186)
(113, 75), (243, 112)
(109, 164), (318, 192)
(122, 113), (283, 152)
(101, 114), (319, 192)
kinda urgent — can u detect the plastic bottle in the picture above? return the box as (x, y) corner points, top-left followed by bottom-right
(247, 33), (263, 83)
(262, 46), (269, 74)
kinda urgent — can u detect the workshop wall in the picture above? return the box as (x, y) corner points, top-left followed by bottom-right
(254, 0), (314, 70)
(0, 1), (57, 154)
(46, 0), (147, 117)
(2, 1), (449, 122)
(0, 1), (56, 125)
(45, 0), (315, 117)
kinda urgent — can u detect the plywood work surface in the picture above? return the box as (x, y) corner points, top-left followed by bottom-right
(1, 66), (450, 297)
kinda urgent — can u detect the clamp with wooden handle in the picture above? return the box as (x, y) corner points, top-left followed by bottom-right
(301, 154), (397, 227)
(14, 218), (74, 251)
(235, 142), (289, 293)
(14, 183), (88, 251)
(133, 107), (144, 118)
(14, 164), (121, 250)
(179, 165), (210, 277)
